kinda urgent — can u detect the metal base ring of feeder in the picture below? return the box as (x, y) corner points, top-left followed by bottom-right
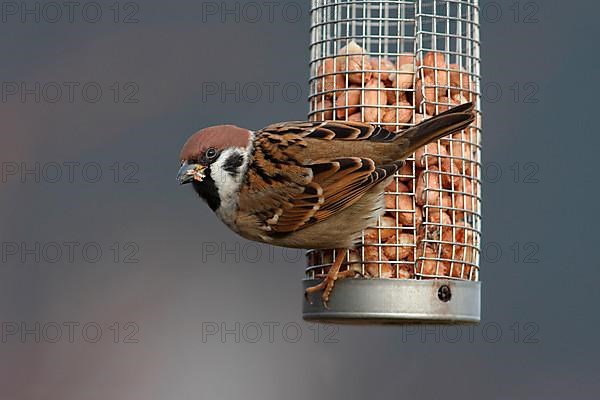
(303, 279), (480, 324)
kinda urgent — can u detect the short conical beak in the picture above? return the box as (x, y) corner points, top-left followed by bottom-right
(177, 162), (206, 185)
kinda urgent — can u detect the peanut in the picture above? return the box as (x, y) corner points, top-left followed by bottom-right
(383, 233), (414, 261)
(364, 215), (397, 244)
(415, 166), (443, 206)
(312, 98), (334, 120)
(394, 193), (420, 226)
(382, 101), (412, 131)
(448, 141), (474, 176)
(347, 112), (363, 122)
(338, 41), (372, 84)
(416, 246), (449, 276)
(421, 51), (449, 98)
(398, 54), (415, 67)
(335, 87), (361, 118)
(449, 64), (473, 98)
(397, 267), (414, 279)
(415, 142), (448, 168)
(316, 58), (344, 96)
(413, 113), (427, 124)
(421, 51), (447, 71)
(385, 193), (396, 210)
(363, 78), (387, 122)
(435, 97), (453, 113)
(415, 75), (437, 115)
(440, 156), (461, 189)
(379, 215), (398, 241)
(374, 57), (397, 82)
(385, 180), (410, 193)
(448, 226), (476, 279)
(398, 161), (414, 182)
(419, 211), (454, 261)
(388, 63), (414, 104)
(364, 246), (394, 278)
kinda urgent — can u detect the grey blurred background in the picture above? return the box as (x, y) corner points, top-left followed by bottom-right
(1, 0), (598, 399)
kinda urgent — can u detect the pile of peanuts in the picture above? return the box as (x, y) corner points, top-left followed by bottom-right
(307, 41), (480, 281)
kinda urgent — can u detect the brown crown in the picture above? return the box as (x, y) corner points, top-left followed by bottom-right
(180, 125), (251, 161)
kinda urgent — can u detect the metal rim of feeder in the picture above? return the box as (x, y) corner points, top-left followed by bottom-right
(304, 0), (482, 324)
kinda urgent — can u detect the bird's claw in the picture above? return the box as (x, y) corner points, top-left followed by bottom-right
(304, 290), (314, 305)
(304, 280), (327, 306)
(304, 249), (351, 309)
(305, 269), (360, 308)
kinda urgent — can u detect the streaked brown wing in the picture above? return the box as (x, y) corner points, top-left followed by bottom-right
(261, 120), (398, 142)
(239, 131), (401, 234)
(259, 120), (407, 165)
(306, 157), (399, 224)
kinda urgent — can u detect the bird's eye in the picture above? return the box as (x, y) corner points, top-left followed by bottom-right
(205, 148), (217, 160)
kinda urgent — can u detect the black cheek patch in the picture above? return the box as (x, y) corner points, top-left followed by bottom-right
(192, 168), (221, 211)
(223, 153), (245, 176)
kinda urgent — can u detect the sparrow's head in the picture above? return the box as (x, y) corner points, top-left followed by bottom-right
(178, 125), (253, 211)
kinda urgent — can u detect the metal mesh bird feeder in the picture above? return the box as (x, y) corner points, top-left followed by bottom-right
(304, 0), (482, 323)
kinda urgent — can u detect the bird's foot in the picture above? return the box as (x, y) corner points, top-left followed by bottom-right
(304, 249), (355, 309)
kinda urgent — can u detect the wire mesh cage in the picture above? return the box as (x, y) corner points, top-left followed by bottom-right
(304, 0), (481, 323)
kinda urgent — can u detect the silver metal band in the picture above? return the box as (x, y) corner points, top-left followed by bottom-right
(303, 278), (481, 324)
